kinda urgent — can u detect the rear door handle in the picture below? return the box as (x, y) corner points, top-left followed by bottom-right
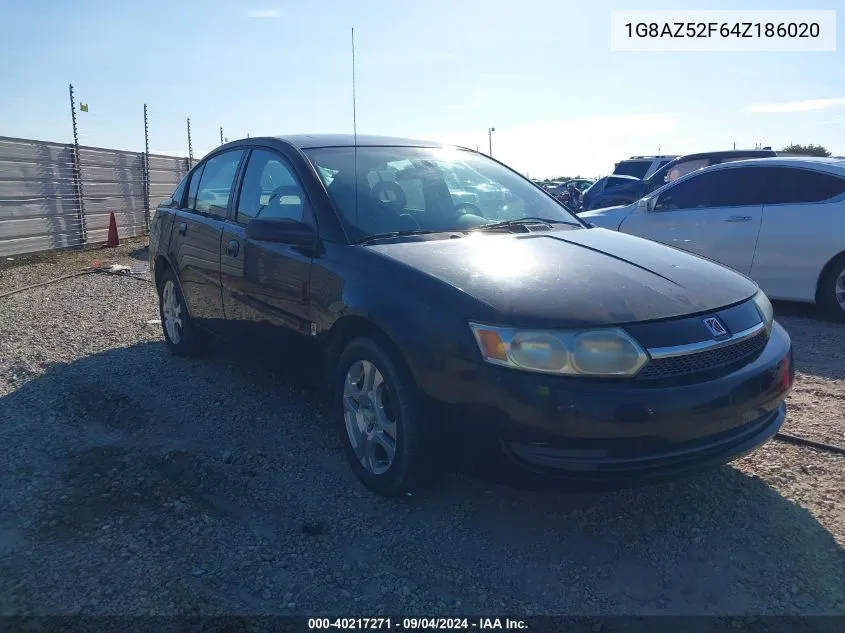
(224, 239), (240, 257)
(177, 222), (187, 235)
(725, 215), (752, 222)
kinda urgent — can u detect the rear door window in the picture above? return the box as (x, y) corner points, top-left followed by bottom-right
(194, 150), (245, 218)
(168, 173), (189, 208)
(186, 164), (205, 210)
(762, 167), (845, 204)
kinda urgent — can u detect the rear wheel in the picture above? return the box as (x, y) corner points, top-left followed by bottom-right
(335, 337), (438, 496)
(819, 256), (845, 322)
(158, 268), (204, 356)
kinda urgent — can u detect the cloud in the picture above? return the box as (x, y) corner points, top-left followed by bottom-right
(746, 98), (845, 113)
(247, 9), (281, 18)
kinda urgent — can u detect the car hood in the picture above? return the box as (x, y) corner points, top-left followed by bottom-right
(363, 228), (758, 327)
(578, 205), (634, 230)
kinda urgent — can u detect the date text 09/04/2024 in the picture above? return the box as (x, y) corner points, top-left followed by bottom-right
(623, 22), (820, 38)
(307, 617), (529, 630)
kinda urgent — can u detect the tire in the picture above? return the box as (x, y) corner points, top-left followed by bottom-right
(819, 255), (845, 322)
(158, 267), (204, 357)
(334, 337), (437, 496)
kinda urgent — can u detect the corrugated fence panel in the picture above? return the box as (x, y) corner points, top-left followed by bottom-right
(0, 136), (84, 257)
(0, 135), (190, 257)
(78, 144), (148, 243)
(148, 154), (189, 210)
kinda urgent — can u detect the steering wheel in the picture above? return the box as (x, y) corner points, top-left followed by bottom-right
(454, 202), (485, 218)
(370, 181), (407, 214)
(397, 213), (420, 230)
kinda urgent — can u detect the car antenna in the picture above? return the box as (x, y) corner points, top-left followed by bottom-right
(351, 27), (359, 228)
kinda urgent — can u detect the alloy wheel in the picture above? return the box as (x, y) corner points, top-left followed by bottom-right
(836, 268), (845, 312)
(162, 279), (183, 344)
(342, 360), (398, 475)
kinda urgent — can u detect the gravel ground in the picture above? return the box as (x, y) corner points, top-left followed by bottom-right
(0, 239), (844, 620)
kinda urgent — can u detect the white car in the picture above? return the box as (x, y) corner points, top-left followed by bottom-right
(581, 157), (845, 320)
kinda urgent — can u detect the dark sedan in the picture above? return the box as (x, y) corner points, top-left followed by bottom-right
(149, 134), (793, 497)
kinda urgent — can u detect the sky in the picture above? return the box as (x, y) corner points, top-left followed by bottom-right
(0, 0), (842, 178)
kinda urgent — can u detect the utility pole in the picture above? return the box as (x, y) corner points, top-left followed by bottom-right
(220, 126), (224, 145)
(488, 127), (495, 157)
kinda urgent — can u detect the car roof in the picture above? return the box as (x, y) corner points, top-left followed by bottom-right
(672, 149), (777, 161)
(270, 134), (453, 149)
(702, 155), (845, 174)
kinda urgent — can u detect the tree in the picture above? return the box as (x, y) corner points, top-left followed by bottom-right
(781, 143), (831, 157)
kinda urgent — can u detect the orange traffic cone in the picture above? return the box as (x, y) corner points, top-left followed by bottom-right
(106, 210), (120, 247)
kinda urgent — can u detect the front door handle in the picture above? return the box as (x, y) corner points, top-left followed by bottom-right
(725, 215), (752, 222)
(177, 222), (187, 235)
(224, 239), (240, 257)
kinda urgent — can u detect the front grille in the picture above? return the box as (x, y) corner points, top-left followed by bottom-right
(637, 328), (768, 381)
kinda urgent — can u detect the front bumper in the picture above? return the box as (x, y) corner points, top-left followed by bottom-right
(433, 321), (793, 485)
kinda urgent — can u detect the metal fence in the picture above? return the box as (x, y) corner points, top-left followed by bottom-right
(0, 135), (192, 257)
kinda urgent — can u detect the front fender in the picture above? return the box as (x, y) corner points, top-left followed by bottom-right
(348, 291), (478, 390)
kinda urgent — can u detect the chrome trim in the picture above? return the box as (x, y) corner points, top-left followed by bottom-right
(646, 322), (766, 360)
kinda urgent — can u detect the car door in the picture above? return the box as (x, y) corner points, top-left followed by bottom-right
(750, 166), (845, 301)
(166, 148), (245, 332)
(220, 146), (316, 354)
(617, 166), (767, 275)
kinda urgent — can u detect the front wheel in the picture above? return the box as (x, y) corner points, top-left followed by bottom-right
(819, 256), (845, 322)
(335, 337), (438, 496)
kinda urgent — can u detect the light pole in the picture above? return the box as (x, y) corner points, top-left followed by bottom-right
(488, 127), (495, 156)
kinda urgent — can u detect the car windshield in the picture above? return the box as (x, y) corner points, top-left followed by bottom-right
(304, 146), (581, 240)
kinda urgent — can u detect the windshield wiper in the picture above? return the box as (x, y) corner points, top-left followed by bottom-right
(355, 229), (459, 244)
(476, 217), (580, 230)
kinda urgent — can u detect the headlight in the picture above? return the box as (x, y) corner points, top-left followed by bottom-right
(752, 291), (774, 336)
(468, 323), (648, 377)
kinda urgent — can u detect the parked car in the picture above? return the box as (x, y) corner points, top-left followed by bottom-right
(150, 134), (792, 496)
(581, 157), (845, 320)
(562, 178), (596, 192)
(441, 162), (512, 219)
(580, 174), (641, 211)
(547, 178), (595, 198)
(612, 155), (679, 179)
(584, 149), (778, 212)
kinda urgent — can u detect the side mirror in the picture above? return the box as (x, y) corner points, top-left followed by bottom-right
(246, 217), (316, 246)
(637, 197), (656, 212)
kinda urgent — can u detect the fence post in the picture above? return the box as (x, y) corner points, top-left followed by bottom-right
(187, 117), (193, 163)
(68, 83), (88, 248)
(143, 104), (150, 233)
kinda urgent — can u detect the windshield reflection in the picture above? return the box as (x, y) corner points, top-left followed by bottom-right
(304, 146), (581, 240)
